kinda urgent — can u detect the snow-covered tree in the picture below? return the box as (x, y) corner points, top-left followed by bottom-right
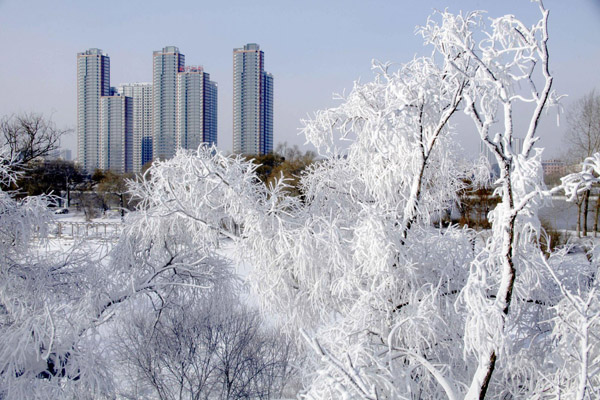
(113, 286), (296, 399)
(128, 2), (590, 398)
(0, 148), (238, 398)
(243, 2), (562, 398)
(0, 152), (104, 398)
(540, 246), (600, 400)
(564, 91), (600, 236)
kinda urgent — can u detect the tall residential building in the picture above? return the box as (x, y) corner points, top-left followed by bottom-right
(77, 48), (110, 172)
(153, 46), (185, 160)
(119, 83), (153, 172)
(233, 43), (273, 155)
(206, 80), (218, 146)
(176, 66), (218, 150)
(100, 94), (132, 173)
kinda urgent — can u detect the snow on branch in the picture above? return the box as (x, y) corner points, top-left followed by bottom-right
(561, 153), (600, 202)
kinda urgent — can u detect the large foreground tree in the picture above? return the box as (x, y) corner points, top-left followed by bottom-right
(128, 1), (600, 399)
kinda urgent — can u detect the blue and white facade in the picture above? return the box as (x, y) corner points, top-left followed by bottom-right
(176, 66), (218, 150)
(77, 48), (110, 172)
(119, 82), (153, 172)
(79, 46), (219, 171)
(153, 46), (185, 160)
(100, 94), (133, 173)
(233, 43), (273, 155)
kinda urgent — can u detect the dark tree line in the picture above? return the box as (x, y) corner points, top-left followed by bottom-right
(246, 143), (317, 198)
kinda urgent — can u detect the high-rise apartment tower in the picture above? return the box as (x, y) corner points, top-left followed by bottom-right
(176, 66), (218, 150)
(119, 83), (153, 172)
(100, 94), (132, 173)
(233, 43), (273, 155)
(77, 48), (110, 172)
(153, 46), (185, 160)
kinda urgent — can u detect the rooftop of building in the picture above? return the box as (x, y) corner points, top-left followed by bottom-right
(78, 48), (107, 56)
(154, 46), (180, 55)
(234, 43), (261, 52)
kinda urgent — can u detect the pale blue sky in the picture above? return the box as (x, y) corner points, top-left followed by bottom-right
(0, 0), (599, 158)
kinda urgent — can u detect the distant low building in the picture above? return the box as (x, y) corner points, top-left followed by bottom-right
(60, 149), (72, 161)
(542, 159), (567, 177)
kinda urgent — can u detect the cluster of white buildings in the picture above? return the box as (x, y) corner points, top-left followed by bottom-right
(77, 44), (273, 174)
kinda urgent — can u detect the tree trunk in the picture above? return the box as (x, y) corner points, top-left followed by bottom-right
(577, 198), (582, 238)
(583, 189), (590, 236)
(120, 193), (124, 221)
(66, 179), (71, 208)
(466, 163), (517, 400)
(594, 193), (599, 238)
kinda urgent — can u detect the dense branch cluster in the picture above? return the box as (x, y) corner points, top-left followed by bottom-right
(0, 113), (67, 165)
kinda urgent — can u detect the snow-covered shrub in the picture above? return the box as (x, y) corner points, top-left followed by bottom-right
(0, 147), (243, 398)
(0, 151), (113, 398)
(113, 286), (296, 399)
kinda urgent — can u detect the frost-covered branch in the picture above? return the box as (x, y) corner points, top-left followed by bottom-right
(541, 249), (600, 400)
(561, 153), (600, 202)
